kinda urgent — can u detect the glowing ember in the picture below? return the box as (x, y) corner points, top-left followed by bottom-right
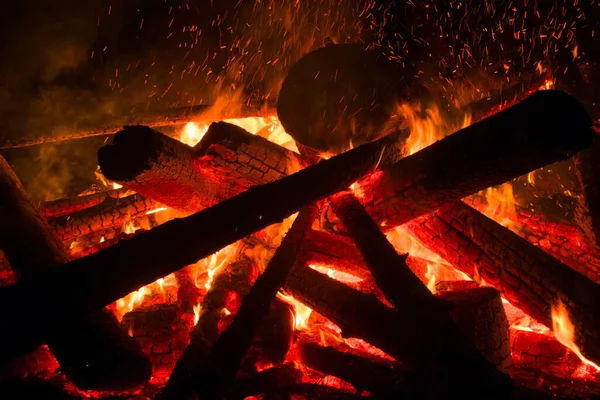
(146, 207), (169, 215)
(552, 299), (600, 372)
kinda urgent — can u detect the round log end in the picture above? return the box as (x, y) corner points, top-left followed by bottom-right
(502, 90), (594, 155)
(277, 44), (402, 153)
(98, 125), (168, 182)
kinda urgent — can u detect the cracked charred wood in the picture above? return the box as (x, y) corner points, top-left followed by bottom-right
(98, 122), (303, 214)
(328, 191), (510, 396)
(187, 205), (319, 399)
(0, 103), (274, 150)
(39, 188), (132, 218)
(436, 287), (511, 374)
(0, 156), (151, 390)
(299, 342), (407, 397)
(282, 263), (512, 398)
(464, 196), (600, 282)
(161, 239), (259, 400)
(48, 194), (157, 242)
(404, 200), (600, 366)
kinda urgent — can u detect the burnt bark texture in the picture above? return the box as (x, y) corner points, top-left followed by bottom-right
(283, 263), (513, 399)
(299, 342), (406, 397)
(98, 123), (303, 214)
(40, 188), (132, 218)
(437, 286), (512, 374)
(0, 129), (399, 360)
(48, 193), (157, 242)
(0, 156), (151, 390)
(190, 205), (319, 399)
(404, 200), (600, 365)
(464, 196), (600, 282)
(121, 304), (193, 381)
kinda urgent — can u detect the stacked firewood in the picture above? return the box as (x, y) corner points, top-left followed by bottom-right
(0, 89), (599, 399)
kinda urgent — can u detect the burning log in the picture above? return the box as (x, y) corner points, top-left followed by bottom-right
(436, 286), (512, 374)
(0, 103), (275, 150)
(404, 200), (600, 365)
(121, 304), (193, 380)
(251, 298), (295, 365)
(98, 123), (304, 213)
(0, 156), (151, 390)
(298, 342), (406, 397)
(230, 363), (302, 399)
(283, 263), (513, 398)
(161, 239), (259, 399)
(48, 193), (157, 242)
(353, 91), (593, 228)
(328, 191), (510, 395)
(464, 197), (600, 282)
(0, 91), (592, 362)
(166, 205), (318, 399)
(39, 188), (132, 218)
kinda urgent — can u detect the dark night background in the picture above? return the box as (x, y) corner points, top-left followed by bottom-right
(0, 0), (598, 201)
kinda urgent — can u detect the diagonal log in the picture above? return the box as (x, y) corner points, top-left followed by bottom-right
(0, 91), (592, 363)
(0, 156), (151, 390)
(404, 200), (600, 365)
(183, 205), (319, 399)
(328, 191), (510, 397)
(0, 103), (275, 150)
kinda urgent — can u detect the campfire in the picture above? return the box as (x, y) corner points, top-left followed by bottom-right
(1, 6), (600, 398)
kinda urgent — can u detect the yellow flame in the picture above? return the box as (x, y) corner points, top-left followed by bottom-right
(193, 304), (201, 325)
(425, 263), (437, 294)
(277, 291), (313, 330)
(398, 103), (471, 155)
(552, 299), (600, 371)
(482, 183), (517, 228)
(112, 182), (123, 189)
(179, 122), (209, 146)
(146, 207), (169, 215)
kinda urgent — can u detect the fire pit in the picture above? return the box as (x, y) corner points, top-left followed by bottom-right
(1, 2), (600, 399)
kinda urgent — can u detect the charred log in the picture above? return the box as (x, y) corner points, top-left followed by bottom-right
(352, 91), (593, 229)
(404, 200), (600, 365)
(230, 363), (303, 400)
(48, 193), (157, 242)
(98, 123), (303, 213)
(40, 188), (132, 218)
(298, 342), (406, 397)
(436, 286), (511, 374)
(0, 103), (274, 150)
(283, 263), (512, 398)
(0, 156), (151, 390)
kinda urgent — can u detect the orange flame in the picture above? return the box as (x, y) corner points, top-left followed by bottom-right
(552, 299), (600, 372)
